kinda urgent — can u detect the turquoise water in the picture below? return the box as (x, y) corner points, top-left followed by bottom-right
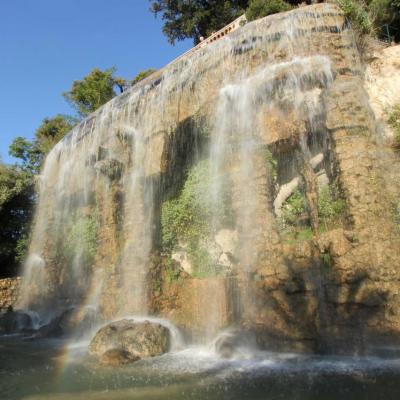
(1, 336), (400, 400)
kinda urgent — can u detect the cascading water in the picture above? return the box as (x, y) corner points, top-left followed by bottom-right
(18, 3), (361, 344)
(208, 56), (333, 330)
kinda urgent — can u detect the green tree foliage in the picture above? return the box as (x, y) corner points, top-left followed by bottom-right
(9, 137), (43, 175)
(131, 69), (157, 85)
(0, 164), (34, 276)
(63, 67), (126, 117)
(149, 0), (249, 44)
(35, 115), (77, 154)
(151, 0), (400, 44)
(246, 0), (292, 21)
(9, 115), (75, 174)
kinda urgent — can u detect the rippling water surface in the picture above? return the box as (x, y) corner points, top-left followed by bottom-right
(2, 336), (400, 400)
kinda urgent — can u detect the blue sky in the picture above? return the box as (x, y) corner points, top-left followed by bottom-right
(0, 0), (191, 164)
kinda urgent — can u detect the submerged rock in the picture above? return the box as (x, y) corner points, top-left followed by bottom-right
(89, 319), (170, 362)
(214, 330), (257, 359)
(0, 308), (35, 334)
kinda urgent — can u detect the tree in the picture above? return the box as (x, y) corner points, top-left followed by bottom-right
(4, 115), (76, 274)
(9, 115), (75, 174)
(131, 69), (157, 85)
(63, 67), (126, 117)
(149, 0), (249, 44)
(246, 0), (292, 21)
(9, 137), (43, 175)
(0, 163), (34, 277)
(35, 114), (77, 154)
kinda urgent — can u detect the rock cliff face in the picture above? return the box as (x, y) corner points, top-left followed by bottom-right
(18, 4), (400, 352)
(0, 277), (20, 312)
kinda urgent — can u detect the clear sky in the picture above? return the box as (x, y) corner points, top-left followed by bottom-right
(0, 0), (191, 164)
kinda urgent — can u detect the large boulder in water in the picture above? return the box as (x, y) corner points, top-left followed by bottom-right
(89, 319), (170, 364)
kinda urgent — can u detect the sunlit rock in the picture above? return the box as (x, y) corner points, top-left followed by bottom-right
(89, 319), (170, 361)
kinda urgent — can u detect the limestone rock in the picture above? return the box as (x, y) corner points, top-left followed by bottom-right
(0, 277), (21, 313)
(218, 252), (233, 270)
(89, 319), (170, 360)
(365, 45), (400, 141)
(274, 177), (300, 217)
(215, 229), (238, 256)
(171, 250), (192, 274)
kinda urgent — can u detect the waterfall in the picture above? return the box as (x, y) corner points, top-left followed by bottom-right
(18, 3), (358, 341)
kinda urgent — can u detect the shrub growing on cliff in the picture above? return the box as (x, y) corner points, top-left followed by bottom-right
(338, 0), (400, 41)
(393, 201), (400, 225)
(337, 0), (373, 34)
(318, 186), (346, 229)
(280, 188), (308, 229)
(131, 69), (157, 85)
(279, 184), (345, 236)
(388, 104), (400, 148)
(246, 0), (291, 21)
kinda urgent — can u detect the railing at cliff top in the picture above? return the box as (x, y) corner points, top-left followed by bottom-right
(130, 14), (248, 91)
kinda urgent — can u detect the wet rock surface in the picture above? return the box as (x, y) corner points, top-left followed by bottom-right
(0, 309), (34, 334)
(89, 319), (171, 362)
(99, 348), (140, 366)
(214, 330), (258, 359)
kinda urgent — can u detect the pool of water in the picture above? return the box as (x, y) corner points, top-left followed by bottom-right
(1, 336), (400, 400)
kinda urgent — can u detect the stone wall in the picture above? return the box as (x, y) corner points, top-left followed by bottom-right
(0, 277), (21, 312)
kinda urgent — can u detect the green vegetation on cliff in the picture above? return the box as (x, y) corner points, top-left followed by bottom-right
(338, 0), (400, 41)
(279, 184), (345, 241)
(161, 159), (234, 276)
(62, 211), (99, 267)
(131, 69), (157, 85)
(388, 104), (400, 148)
